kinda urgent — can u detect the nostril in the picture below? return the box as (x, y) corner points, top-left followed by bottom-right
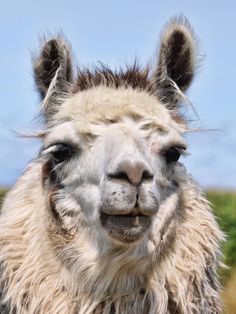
(108, 171), (130, 182)
(141, 170), (154, 182)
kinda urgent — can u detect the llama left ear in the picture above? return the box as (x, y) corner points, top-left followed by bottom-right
(153, 17), (196, 109)
(33, 36), (74, 123)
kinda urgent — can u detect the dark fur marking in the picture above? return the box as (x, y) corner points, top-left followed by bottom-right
(42, 159), (53, 187)
(34, 38), (73, 100)
(42, 159), (62, 188)
(73, 63), (154, 95)
(48, 187), (60, 222)
(0, 262), (16, 314)
(167, 296), (180, 314)
(153, 19), (196, 108)
(166, 30), (193, 90)
(42, 160), (65, 223)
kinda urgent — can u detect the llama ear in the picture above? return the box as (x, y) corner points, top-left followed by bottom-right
(33, 36), (74, 121)
(153, 17), (196, 109)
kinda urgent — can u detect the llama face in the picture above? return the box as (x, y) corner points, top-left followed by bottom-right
(34, 17), (196, 251)
(41, 86), (186, 245)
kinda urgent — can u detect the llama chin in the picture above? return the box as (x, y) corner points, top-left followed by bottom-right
(0, 16), (223, 314)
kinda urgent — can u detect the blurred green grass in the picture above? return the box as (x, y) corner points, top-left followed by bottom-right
(0, 188), (7, 207)
(0, 188), (235, 312)
(206, 190), (236, 273)
(206, 190), (236, 314)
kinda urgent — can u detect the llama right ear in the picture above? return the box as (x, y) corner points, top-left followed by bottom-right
(152, 17), (197, 109)
(33, 37), (74, 122)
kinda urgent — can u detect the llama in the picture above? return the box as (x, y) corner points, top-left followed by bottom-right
(0, 17), (223, 314)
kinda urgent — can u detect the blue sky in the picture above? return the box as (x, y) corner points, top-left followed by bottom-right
(0, 0), (235, 188)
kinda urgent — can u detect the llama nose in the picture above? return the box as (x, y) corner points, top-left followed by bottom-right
(109, 160), (153, 186)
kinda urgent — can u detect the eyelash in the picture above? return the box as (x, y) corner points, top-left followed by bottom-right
(43, 143), (76, 164)
(162, 146), (186, 163)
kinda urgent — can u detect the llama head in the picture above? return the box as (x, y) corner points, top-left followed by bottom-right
(34, 18), (196, 253)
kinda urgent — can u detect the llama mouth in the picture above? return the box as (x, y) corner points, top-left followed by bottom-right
(100, 211), (151, 243)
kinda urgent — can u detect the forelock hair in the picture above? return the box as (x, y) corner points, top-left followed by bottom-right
(72, 62), (155, 94)
(71, 62), (190, 127)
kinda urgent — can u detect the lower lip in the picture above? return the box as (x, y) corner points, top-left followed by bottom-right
(100, 212), (151, 243)
(100, 212), (146, 225)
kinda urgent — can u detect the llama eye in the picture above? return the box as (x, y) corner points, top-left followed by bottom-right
(164, 147), (182, 163)
(50, 144), (74, 163)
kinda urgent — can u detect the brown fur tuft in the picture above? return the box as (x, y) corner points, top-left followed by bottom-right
(73, 62), (153, 94)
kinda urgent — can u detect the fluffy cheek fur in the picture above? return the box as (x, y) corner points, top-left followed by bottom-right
(45, 183), (102, 235)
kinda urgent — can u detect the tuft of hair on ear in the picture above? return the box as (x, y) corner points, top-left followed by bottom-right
(33, 35), (74, 123)
(152, 16), (198, 110)
(33, 35), (73, 99)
